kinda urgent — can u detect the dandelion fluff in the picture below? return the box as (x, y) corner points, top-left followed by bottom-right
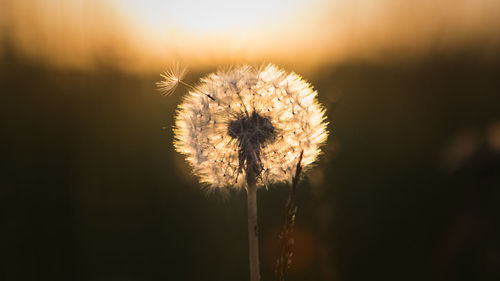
(156, 63), (189, 96)
(174, 64), (328, 190)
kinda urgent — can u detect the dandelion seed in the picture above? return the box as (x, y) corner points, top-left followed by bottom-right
(173, 64), (328, 189)
(156, 63), (189, 96)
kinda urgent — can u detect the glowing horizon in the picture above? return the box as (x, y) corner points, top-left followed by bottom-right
(118, 0), (316, 34)
(2, 0), (500, 72)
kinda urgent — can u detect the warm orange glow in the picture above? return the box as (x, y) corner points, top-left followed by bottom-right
(2, 0), (500, 72)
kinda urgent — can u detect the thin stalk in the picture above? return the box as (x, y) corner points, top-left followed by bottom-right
(179, 80), (215, 101)
(276, 150), (303, 281)
(247, 173), (260, 281)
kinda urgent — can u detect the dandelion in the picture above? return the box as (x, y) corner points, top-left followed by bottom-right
(174, 64), (328, 188)
(156, 63), (189, 96)
(172, 64), (328, 281)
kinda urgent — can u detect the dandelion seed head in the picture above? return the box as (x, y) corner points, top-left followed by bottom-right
(173, 64), (328, 190)
(156, 63), (189, 96)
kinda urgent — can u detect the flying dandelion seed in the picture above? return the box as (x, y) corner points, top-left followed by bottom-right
(174, 64), (328, 188)
(156, 63), (189, 96)
(172, 64), (328, 281)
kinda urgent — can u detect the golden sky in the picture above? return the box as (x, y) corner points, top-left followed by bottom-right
(2, 0), (500, 72)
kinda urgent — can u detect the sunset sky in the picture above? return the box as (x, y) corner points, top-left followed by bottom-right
(2, 0), (500, 71)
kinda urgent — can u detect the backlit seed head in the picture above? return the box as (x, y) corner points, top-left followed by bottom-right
(173, 64), (328, 190)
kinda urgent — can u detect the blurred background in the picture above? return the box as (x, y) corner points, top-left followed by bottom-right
(1, 0), (500, 280)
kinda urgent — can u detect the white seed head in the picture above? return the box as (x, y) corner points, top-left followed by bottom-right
(173, 64), (328, 190)
(156, 63), (189, 96)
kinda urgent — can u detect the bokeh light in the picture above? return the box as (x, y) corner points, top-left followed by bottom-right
(2, 0), (500, 71)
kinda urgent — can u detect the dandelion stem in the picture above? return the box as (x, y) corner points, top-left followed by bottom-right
(179, 80), (195, 90)
(247, 174), (261, 281)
